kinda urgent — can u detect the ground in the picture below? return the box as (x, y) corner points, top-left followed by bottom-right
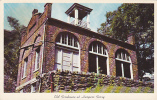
(45, 85), (154, 93)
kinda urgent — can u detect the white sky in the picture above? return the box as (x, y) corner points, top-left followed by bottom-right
(4, 3), (122, 32)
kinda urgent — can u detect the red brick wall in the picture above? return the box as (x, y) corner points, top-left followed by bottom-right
(17, 3), (52, 87)
(44, 24), (138, 80)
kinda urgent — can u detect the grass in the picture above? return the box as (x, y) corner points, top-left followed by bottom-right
(104, 86), (114, 93)
(47, 85), (154, 93)
(114, 86), (123, 93)
(144, 87), (151, 93)
(135, 86), (142, 93)
(93, 85), (103, 93)
(125, 87), (131, 93)
(85, 86), (93, 93)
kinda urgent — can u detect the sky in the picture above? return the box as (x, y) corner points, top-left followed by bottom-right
(4, 3), (122, 32)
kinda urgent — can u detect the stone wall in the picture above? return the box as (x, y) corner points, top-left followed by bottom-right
(40, 71), (153, 92)
(52, 71), (153, 92)
(17, 71), (153, 93)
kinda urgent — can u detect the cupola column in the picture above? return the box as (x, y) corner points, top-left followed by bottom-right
(68, 15), (70, 23)
(74, 8), (78, 25)
(87, 13), (90, 28)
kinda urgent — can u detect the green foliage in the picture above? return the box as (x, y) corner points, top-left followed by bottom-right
(144, 87), (151, 93)
(104, 86), (114, 93)
(44, 89), (51, 93)
(85, 86), (93, 93)
(135, 86), (142, 93)
(125, 87), (131, 93)
(93, 85), (103, 93)
(4, 16), (26, 92)
(109, 76), (115, 86)
(114, 86), (123, 93)
(59, 90), (63, 93)
(97, 3), (154, 79)
(7, 16), (26, 34)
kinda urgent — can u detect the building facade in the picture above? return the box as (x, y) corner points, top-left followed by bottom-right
(16, 3), (138, 92)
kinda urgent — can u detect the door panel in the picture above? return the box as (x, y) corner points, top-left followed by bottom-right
(73, 52), (79, 71)
(62, 50), (72, 71)
(55, 49), (62, 70)
(55, 48), (79, 72)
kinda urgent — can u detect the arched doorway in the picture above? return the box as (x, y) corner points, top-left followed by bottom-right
(55, 32), (80, 72)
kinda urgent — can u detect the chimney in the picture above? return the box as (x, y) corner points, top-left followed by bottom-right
(32, 9), (38, 16)
(127, 33), (135, 45)
(44, 3), (52, 18)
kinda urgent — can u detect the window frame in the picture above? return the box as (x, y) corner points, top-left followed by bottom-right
(56, 33), (79, 49)
(88, 42), (109, 75)
(115, 50), (133, 79)
(22, 57), (28, 79)
(55, 33), (80, 72)
(34, 47), (40, 72)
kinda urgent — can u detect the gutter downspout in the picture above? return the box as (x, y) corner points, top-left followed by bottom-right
(38, 18), (47, 92)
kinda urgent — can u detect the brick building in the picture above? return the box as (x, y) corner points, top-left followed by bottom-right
(16, 3), (138, 92)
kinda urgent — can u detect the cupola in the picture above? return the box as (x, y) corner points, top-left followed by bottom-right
(65, 3), (93, 29)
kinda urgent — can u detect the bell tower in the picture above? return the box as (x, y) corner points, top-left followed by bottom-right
(65, 3), (93, 29)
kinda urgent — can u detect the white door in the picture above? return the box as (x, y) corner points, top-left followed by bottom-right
(72, 52), (79, 72)
(55, 49), (79, 72)
(62, 50), (72, 71)
(55, 49), (62, 70)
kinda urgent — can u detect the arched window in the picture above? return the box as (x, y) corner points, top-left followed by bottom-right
(55, 33), (80, 72)
(56, 33), (79, 48)
(115, 49), (133, 79)
(88, 41), (109, 75)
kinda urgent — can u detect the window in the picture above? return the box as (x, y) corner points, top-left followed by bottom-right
(56, 33), (79, 48)
(115, 49), (133, 79)
(89, 42), (107, 56)
(31, 83), (36, 93)
(89, 41), (109, 75)
(23, 57), (28, 78)
(34, 48), (40, 71)
(55, 33), (80, 72)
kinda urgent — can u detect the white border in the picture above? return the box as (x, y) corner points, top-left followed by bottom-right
(1, 0), (157, 100)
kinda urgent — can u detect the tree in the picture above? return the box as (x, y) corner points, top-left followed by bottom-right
(4, 16), (26, 92)
(97, 4), (154, 80)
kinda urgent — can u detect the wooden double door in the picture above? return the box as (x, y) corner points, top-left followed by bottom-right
(55, 48), (80, 72)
